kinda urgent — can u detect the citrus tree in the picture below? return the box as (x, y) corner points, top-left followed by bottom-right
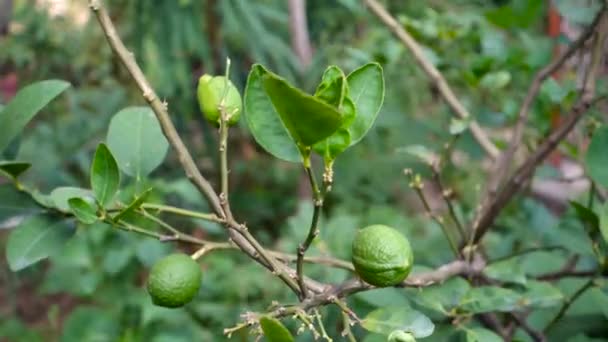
(2, 1), (608, 341)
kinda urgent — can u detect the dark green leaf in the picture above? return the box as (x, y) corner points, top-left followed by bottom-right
(597, 201), (608, 245)
(346, 62), (384, 145)
(521, 281), (564, 308)
(243, 65), (300, 162)
(259, 316), (294, 342)
(459, 286), (522, 313)
(0, 161), (31, 180)
(112, 188), (152, 222)
(570, 201), (599, 230)
(106, 107), (169, 178)
(68, 198), (98, 225)
(585, 126), (608, 187)
(361, 306), (434, 338)
(0, 185), (43, 225)
(49, 187), (93, 213)
(262, 68), (345, 147)
(6, 215), (75, 271)
(90, 143), (120, 207)
(0, 80), (70, 152)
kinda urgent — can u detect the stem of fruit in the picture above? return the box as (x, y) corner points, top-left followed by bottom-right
(298, 159), (324, 299)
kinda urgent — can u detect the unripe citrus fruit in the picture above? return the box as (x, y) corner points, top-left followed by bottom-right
(146, 253), (202, 308)
(351, 225), (413, 287)
(197, 74), (242, 126)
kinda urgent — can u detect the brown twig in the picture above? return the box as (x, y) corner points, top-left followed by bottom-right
(363, 0), (499, 159)
(470, 10), (608, 245)
(510, 312), (547, 342)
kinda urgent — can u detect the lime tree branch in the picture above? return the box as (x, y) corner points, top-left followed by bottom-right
(363, 0), (499, 159)
(89, 0), (308, 297)
(471, 9), (608, 245)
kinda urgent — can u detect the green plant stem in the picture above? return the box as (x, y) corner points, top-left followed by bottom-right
(544, 279), (595, 333)
(137, 209), (209, 245)
(141, 203), (224, 223)
(341, 311), (357, 342)
(298, 164), (324, 299)
(488, 246), (567, 264)
(112, 219), (165, 240)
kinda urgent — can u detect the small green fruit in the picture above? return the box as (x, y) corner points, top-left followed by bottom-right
(351, 224), (413, 287)
(197, 74), (242, 126)
(146, 253), (202, 308)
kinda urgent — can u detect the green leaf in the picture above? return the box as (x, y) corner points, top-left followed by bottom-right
(262, 67), (345, 146)
(0, 80), (70, 152)
(484, 258), (527, 285)
(449, 118), (470, 135)
(91, 143), (120, 207)
(396, 145), (436, 164)
(570, 201), (599, 230)
(521, 281), (564, 308)
(6, 215), (75, 271)
(479, 71), (511, 91)
(407, 277), (470, 315)
(259, 316), (294, 342)
(106, 107), (169, 178)
(68, 198), (98, 225)
(460, 286), (523, 313)
(597, 201), (608, 245)
(346, 62), (384, 145)
(243, 65), (300, 162)
(0, 185), (43, 224)
(464, 328), (502, 342)
(112, 188), (152, 222)
(49, 187), (93, 213)
(586, 126), (608, 188)
(314, 65), (347, 108)
(0, 161), (31, 180)
(362, 307), (434, 338)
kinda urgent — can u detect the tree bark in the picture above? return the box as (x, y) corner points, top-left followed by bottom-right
(288, 0), (312, 69)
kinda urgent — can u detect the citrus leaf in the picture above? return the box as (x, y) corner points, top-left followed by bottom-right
(0, 185), (44, 225)
(243, 65), (300, 162)
(346, 62), (384, 145)
(0, 161), (31, 180)
(362, 307), (434, 338)
(406, 277), (470, 315)
(260, 316), (295, 342)
(597, 201), (608, 245)
(314, 65), (347, 108)
(465, 328), (503, 342)
(49, 187), (93, 213)
(586, 126), (608, 188)
(6, 215), (76, 271)
(570, 200), (599, 230)
(106, 107), (169, 178)
(521, 281), (564, 308)
(262, 69), (345, 147)
(459, 286), (522, 313)
(112, 188), (152, 222)
(68, 198), (98, 225)
(91, 143), (120, 207)
(0, 80), (70, 152)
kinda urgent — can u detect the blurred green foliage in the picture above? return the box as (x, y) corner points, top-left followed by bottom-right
(1, 0), (607, 341)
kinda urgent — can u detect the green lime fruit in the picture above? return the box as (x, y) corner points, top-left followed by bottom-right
(146, 253), (202, 308)
(351, 224), (413, 287)
(197, 74), (242, 126)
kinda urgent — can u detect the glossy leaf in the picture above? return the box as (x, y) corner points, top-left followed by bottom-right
(112, 188), (152, 222)
(68, 198), (98, 225)
(586, 126), (608, 188)
(314, 65), (347, 108)
(259, 316), (294, 342)
(0, 161), (31, 180)
(91, 143), (120, 207)
(346, 62), (384, 145)
(0, 185), (44, 225)
(49, 187), (93, 213)
(0, 80), (70, 152)
(6, 215), (75, 271)
(262, 68), (345, 146)
(243, 65), (300, 162)
(106, 107), (169, 178)
(362, 307), (435, 338)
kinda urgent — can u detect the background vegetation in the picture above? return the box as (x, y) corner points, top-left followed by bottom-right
(1, 0), (607, 341)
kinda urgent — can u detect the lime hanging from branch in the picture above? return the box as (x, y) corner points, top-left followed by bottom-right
(197, 74), (242, 126)
(146, 253), (202, 308)
(351, 225), (413, 287)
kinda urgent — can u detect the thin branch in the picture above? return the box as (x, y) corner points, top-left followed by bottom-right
(510, 312), (547, 342)
(488, 245), (567, 264)
(544, 279), (595, 332)
(486, 9), (604, 205)
(363, 0), (499, 159)
(298, 163), (324, 299)
(470, 11), (608, 245)
(141, 203), (224, 223)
